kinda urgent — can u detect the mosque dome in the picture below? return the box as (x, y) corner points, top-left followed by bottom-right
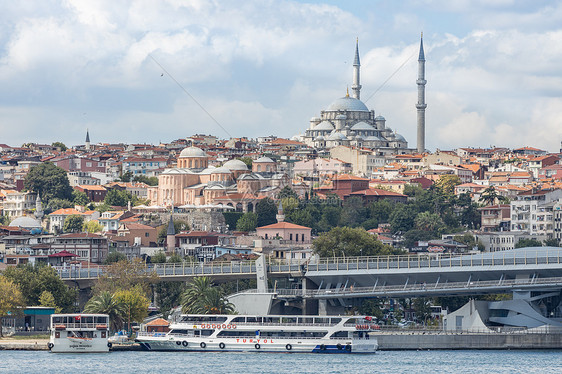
(326, 132), (348, 141)
(223, 159), (248, 171)
(351, 121), (375, 131)
(179, 146), (207, 158)
(254, 156), (274, 163)
(394, 133), (406, 142)
(335, 114), (347, 120)
(314, 121), (335, 131)
(327, 96), (369, 112)
(375, 115), (386, 121)
(315, 136), (325, 141)
(10, 216), (42, 229)
(211, 167), (232, 174)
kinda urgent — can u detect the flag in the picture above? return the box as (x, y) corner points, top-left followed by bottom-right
(365, 316), (372, 321)
(75, 315), (81, 321)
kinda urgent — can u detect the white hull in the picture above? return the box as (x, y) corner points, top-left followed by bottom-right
(137, 336), (377, 354)
(50, 337), (110, 353)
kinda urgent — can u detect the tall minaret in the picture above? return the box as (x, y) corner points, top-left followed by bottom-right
(351, 38), (362, 100)
(85, 129), (91, 152)
(416, 33), (427, 154)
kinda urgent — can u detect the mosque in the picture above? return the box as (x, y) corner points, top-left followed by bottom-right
(297, 36), (426, 155)
(147, 147), (289, 211)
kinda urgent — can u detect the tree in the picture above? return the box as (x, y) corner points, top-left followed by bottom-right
(39, 290), (61, 313)
(83, 291), (126, 332)
(544, 238), (561, 247)
(72, 190), (90, 206)
(45, 198), (74, 214)
(114, 285), (150, 333)
(389, 204), (417, 234)
(313, 227), (393, 258)
(236, 212), (258, 232)
(83, 220), (103, 233)
(277, 186), (298, 200)
(3, 264), (75, 312)
(0, 214), (9, 226)
(479, 186), (508, 206)
(369, 200), (395, 224)
(339, 197), (367, 227)
(434, 174), (461, 196)
(150, 251), (167, 264)
(104, 250), (127, 264)
(154, 281), (186, 318)
(237, 157), (253, 168)
(63, 215), (84, 233)
(255, 198), (277, 227)
(91, 259), (158, 296)
(104, 189), (132, 207)
(52, 142), (67, 152)
(0, 276), (26, 337)
(120, 171), (133, 182)
(132, 175), (158, 186)
(412, 297), (432, 323)
(414, 211), (445, 233)
(515, 238), (543, 248)
(24, 162), (73, 204)
(168, 253), (183, 263)
(181, 277), (235, 314)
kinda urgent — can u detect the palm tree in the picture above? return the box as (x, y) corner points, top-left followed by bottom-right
(479, 186), (509, 206)
(181, 277), (235, 314)
(83, 291), (126, 332)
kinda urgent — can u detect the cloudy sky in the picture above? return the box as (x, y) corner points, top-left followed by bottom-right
(1, 0), (562, 152)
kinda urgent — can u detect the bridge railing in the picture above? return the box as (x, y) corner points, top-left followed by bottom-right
(308, 249), (562, 272)
(249, 275), (562, 298)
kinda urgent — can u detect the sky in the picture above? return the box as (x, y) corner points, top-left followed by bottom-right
(1, 0), (562, 152)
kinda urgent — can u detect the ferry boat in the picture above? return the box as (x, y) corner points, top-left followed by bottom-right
(136, 314), (378, 353)
(48, 314), (111, 353)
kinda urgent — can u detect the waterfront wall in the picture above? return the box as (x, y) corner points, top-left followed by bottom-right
(377, 332), (562, 350)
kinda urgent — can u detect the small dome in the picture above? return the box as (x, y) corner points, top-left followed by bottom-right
(326, 131), (348, 141)
(327, 96), (369, 112)
(351, 121), (375, 131)
(211, 167), (231, 174)
(315, 136), (325, 141)
(254, 156), (274, 163)
(335, 114), (347, 120)
(223, 159), (248, 171)
(10, 216), (42, 229)
(364, 135), (383, 142)
(179, 146), (207, 158)
(394, 133), (406, 142)
(375, 115), (386, 121)
(314, 121), (335, 131)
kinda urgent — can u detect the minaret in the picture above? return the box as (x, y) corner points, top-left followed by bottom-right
(351, 38), (362, 100)
(276, 201), (285, 223)
(416, 33), (427, 154)
(166, 214), (176, 254)
(34, 195), (44, 220)
(85, 129), (91, 152)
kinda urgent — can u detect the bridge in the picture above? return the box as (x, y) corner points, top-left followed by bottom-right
(58, 247), (562, 298)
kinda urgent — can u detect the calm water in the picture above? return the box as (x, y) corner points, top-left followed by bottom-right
(1, 350), (561, 373)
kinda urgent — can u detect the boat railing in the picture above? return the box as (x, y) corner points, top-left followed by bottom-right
(51, 323), (105, 329)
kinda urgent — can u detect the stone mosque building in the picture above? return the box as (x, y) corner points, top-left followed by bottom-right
(147, 147), (289, 211)
(297, 37), (426, 155)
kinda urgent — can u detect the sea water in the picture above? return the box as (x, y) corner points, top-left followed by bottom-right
(0, 350), (561, 373)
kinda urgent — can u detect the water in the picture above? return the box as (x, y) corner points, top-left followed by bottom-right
(1, 350), (561, 374)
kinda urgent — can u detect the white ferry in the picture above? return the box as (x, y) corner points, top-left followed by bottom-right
(48, 314), (111, 353)
(136, 314), (378, 353)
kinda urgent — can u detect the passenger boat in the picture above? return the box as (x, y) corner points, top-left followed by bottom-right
(136, 314), (378, 353)
(48, 314), (111, 353)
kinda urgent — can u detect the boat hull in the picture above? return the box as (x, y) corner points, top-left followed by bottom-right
(50, 337), (110, 353)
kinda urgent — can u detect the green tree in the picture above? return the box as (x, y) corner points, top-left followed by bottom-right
(414, 211), (445, 233)
(114, 285), (150, 333)
(45, 198), (74, 214)
(515, 238), (543, 248)
(168, 253), (183, 263)
(104, 189), (133, 207)
(222, 212), (243, 231)
(150, 251), (167, 263)
(52, 142), (67, 152)
(154, 281), (186, 318)
(120, 171), (133, 182)
(0, 276), (26, 337)
(83, 291), (126, 332)
(236, 212), (258, 232)
(313, 227), (393, 257)
(181, 277), (235, 314)
(544, 238), (561, 247)
(479, 186), (508, 206)
(0, 214), (9, 226)
(434, 174), (461, 196)
(63, 215), (84, 233)
(83, 220), (103, 233)
(237, 157), (253, 168)
(255, 198), (277, 227)
(104, 250), (127, 264)
(357, 299), (384, 320)
(277, 186), (298, 200)
(412, 297), (432, 323)
(91, 259), (158, 296)
(369, 200), (395, 224)
(24, 162), (73, 204)
(3, 264), (75, 312)
(339, 197), (367, 227)
(132, 175), (158, 186)
(72, 190), (90, 206)
(39, 290), (62, 313)
(389, 204), (417, 234)
(317, 206), (342, 232)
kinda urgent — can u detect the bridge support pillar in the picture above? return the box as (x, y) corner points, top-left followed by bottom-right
(301, 278), (318, 315)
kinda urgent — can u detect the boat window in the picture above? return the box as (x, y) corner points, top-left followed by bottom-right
(180, 316), (228, 323)
(314, 318), (330, 324)
(170, 329), (189, 335)
(217, 331), (255, 338)
(201, 330), (213, 337)
(330, 331), (349, 338)
(262, 317), (280, 324)
(52, 316), (64, 324)
(329, 318), (342, 324)
(246, 317), (261, 323)
(95, 316), (108, 324)
(82, 316), (94, 324)
(232, 317), (246, 323)
(281, 317), (297, 324)
(299, 317), (314, 324)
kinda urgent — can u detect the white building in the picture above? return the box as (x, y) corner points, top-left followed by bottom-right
(510, 188), (562, 239)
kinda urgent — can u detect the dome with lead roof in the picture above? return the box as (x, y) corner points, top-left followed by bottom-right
(327, 96), (369, 112)
(351, 121), (375, 131)
(314, 121), (335, 131)
(223, 159), (248, 171)
(10, 216), (42, 229)
(179, 146), (207, 158)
